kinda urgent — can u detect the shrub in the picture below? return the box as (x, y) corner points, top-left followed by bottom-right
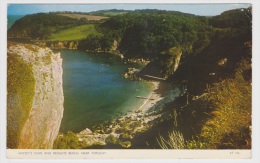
(105, 134), (119, 145)
(157, 59), (251, 149)
(119, 141), (131, 148)
(157, 130), (186, 149)
(199, 59), (251, 149)
(53, 131), (80, 149)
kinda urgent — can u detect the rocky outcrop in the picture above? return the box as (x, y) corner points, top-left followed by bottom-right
(124, 68), (141, 80)
(139, 47), (182, 79)
(7, 43), (64, 149)
(44, 41), (78, 49)
(124, 58), (150, 65)
(77, 128), (111, 147)
(172, 50), (182, 73)
(110, 39), (120, 52)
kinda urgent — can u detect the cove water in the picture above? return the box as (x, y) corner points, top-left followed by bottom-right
(58, 50), (151, 133)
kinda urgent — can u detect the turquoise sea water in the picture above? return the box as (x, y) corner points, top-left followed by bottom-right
(58, 50), (151, 133)
(7, 15), (25, 29)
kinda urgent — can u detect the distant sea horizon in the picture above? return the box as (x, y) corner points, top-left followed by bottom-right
(7, 15), (25, 29)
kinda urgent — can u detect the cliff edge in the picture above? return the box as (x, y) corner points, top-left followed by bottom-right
(7, 43), (64, 149)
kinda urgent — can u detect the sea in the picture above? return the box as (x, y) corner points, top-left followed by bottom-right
(58, 50), (151, 132)
(7, 15), (25, 29)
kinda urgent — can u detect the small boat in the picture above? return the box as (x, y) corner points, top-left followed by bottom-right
(136, 96), (148, 99)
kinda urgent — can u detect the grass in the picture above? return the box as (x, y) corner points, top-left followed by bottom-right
(7, 54), (36, 148)
(199, 59), (252, 149)
(48, 24), (100, 41)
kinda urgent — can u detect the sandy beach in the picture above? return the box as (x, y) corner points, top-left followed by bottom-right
(137, 81), (163, 112)
(77, 80), (178, 148)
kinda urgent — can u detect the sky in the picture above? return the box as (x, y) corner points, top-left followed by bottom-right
(8, 3), (251, 16)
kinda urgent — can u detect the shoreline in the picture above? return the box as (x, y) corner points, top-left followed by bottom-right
(76, 80), (181, 148)
(135, 81), (163, 113)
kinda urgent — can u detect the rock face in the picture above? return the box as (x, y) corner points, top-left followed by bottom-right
(173, 50), (182, 73)
(7, 43), (64, 149)
(124, 68), (141, 80)
(48, 41), (78, 49)
(35, 41), (78, 49)
(140, 47), (182, 79)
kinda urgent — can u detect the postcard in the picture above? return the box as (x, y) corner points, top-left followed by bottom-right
(1, 0), (259, 161)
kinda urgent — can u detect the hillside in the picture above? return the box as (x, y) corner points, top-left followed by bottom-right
(8, 13), (92, 40)
(7, 8), (252, 149)
(169, 7), (252, 90)
(209, 7), (251, 28)
(139, 7), (252, 149)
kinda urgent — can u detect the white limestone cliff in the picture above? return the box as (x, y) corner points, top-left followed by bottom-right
(7, 43), (64, 149)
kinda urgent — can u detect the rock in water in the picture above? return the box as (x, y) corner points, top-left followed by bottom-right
(7, 43), (64, 149)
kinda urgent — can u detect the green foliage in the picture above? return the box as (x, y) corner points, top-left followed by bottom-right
(116, 14), (202, 58)
(100, 34), (115, 52)
(155, 8), (251, 149)
(159, 47), (182, 78)
(186, 138), (207, 149)
(78, 34), (102, 51)
(158, 59), (251, 149)
(53, 131), (80, 149)
(106, 134), (132, 148)
(105, 134), (119, 145)
(119, 141), (131, 148)
(192, 32), (211, 54)
(7, 54), (36, 148)
(120, 133), (132, 141)
(78, 32), (114, 52)
(199, 59), (251, 149)
(8, 13), (87, 39)
(79, 9), (209, 58)
(209, 7), (251, 29)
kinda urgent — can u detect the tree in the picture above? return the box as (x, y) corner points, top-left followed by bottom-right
(159, 47), (182, 78)
(100, 34), (114, 52)
(53, 131), (80, 149)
